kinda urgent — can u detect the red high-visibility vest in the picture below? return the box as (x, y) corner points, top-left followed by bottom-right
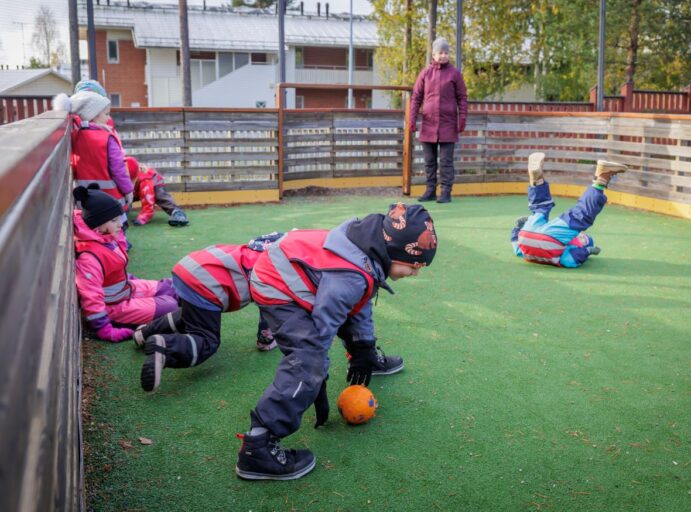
(516, 230), (565, 266)
(75, 240), (132, 304)
(172, 245), (258, 313)
(71, 122), (126, 205)
(250, 230), (375, 315)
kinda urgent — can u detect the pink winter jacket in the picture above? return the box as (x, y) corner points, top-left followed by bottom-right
(409, 61), (468, 143)
(73, 210), (132, 330)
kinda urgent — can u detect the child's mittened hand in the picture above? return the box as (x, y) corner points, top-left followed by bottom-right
(97, 324), (135, 342)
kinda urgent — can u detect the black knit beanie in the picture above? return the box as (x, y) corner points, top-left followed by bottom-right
(382, 203), (437, 267)
(73, 184), (123, 229)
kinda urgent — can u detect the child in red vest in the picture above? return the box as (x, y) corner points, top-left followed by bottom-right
(132, 233), (282, 393)
(73, 185), (178, 342)
(235, 203), (437, 481)
(125, 157), (189, 227)
(54, 92), (133, 212)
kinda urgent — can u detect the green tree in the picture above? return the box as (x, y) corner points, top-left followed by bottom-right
(371, 0), (690, 103)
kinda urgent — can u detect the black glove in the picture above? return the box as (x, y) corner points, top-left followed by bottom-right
(314, 377), (329, 429)
(346, 343), (378, 387)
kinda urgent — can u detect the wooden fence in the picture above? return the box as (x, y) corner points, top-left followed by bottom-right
(405, 111), (691, 205)
(111, 108), (279, 193)
(113, 102), (690, 211)
(0, 111), (82, 511)
(0, 95), (53, 125)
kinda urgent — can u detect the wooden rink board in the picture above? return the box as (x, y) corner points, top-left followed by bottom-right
(410, 182), (691, 220)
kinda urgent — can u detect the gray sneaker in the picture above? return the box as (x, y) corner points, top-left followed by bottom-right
(371, 346), (404, 376)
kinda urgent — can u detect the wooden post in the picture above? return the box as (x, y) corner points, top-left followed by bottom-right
(621, 81), (634, 112)
(277, 83), (285, 199)
(402, 93), (413, 195)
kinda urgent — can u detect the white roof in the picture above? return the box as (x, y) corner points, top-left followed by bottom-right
(79, 2), (379, 51)
(0, 69), (71, 95)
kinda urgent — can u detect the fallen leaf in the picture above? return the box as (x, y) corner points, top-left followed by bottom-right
(139, 437), (153, 445)
(118, 439), (133, 450)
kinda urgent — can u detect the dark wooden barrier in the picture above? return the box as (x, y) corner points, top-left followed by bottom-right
(282, 109), (405, 181)
(0, 95), (53, 125)
(0, 111), (82, 511)
(111, 108), (279, 193)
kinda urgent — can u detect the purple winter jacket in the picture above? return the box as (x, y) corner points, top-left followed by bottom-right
(409, 61), (468, 143)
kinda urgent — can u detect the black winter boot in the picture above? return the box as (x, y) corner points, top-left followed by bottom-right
(417, 185), (437, 202)
(235, 431), (316, 480)
(436, 188), (452, 203)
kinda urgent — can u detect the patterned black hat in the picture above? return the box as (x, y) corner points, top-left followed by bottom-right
(382, 203), (437, 267)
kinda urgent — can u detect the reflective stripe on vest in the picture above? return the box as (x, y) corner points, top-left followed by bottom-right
(249, 230), (375, 315)
(517, 230), (564, 266)
(175, 246), (250, 311)
(249, 269), (293, 303)
(206, 246), (250, 307)
(266, 242), (316, 306)
(103, 280), (131, 304)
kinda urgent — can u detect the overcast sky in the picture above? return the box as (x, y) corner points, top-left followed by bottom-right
(0, 0), (373, 67)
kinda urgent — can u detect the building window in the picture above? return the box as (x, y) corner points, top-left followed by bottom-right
(295, 95), (305, 108)
(191, 58), (217, 92)
(251, 53), (272, 65)
(234, 52), (249, 69)
(107, 40), (119, 64)
(109, 93), (121, 107)
(295, 47), (304, 69)
(219, 52), (234, 77)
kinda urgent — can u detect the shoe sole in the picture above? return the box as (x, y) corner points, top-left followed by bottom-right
(141, 335), (165, 392)
(372, 361), (405, 376)
(528, 152), (546, 182)
(256, 340), (278, 352)
(133, 325), (147, 348)
(235, 457), (317, 481)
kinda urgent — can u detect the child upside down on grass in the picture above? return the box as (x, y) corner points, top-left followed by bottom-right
(511, 152), (628, 268)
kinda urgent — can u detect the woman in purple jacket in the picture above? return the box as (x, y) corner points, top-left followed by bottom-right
(409, 38), (468, 203)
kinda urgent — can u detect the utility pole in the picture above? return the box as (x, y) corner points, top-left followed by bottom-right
(86, 0), (97, 79)
(348, 0), (354, 108)
(596, 0), (606, 111)
(68, 0), (81, 84)
(179, 0), (192, 106)
(456, 0), (463, 70)
(278, 0), (286, 105)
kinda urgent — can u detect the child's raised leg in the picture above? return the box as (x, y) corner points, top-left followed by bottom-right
(558, 160), (627, 231)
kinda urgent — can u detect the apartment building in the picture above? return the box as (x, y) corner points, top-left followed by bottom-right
(78, 1), (386, 109)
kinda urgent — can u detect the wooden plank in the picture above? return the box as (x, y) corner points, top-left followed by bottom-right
(182, 181), (278, 192)
(186, 152), (278, 161)
(163, 166), (277, 176)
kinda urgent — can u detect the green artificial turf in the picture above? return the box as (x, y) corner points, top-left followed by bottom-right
(83, 194), (691, 512)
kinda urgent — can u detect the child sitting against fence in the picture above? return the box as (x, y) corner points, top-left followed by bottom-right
(125, 157), (189, 227)
(73, 185), (179, 342)
(53, 91), (134, 221)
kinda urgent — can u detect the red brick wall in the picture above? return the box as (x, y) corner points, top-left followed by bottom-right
(96, 30), (147, 107)
(296, 88), (372, 108)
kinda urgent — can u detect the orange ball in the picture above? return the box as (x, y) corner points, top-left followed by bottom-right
(337, 385), (378, 425)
